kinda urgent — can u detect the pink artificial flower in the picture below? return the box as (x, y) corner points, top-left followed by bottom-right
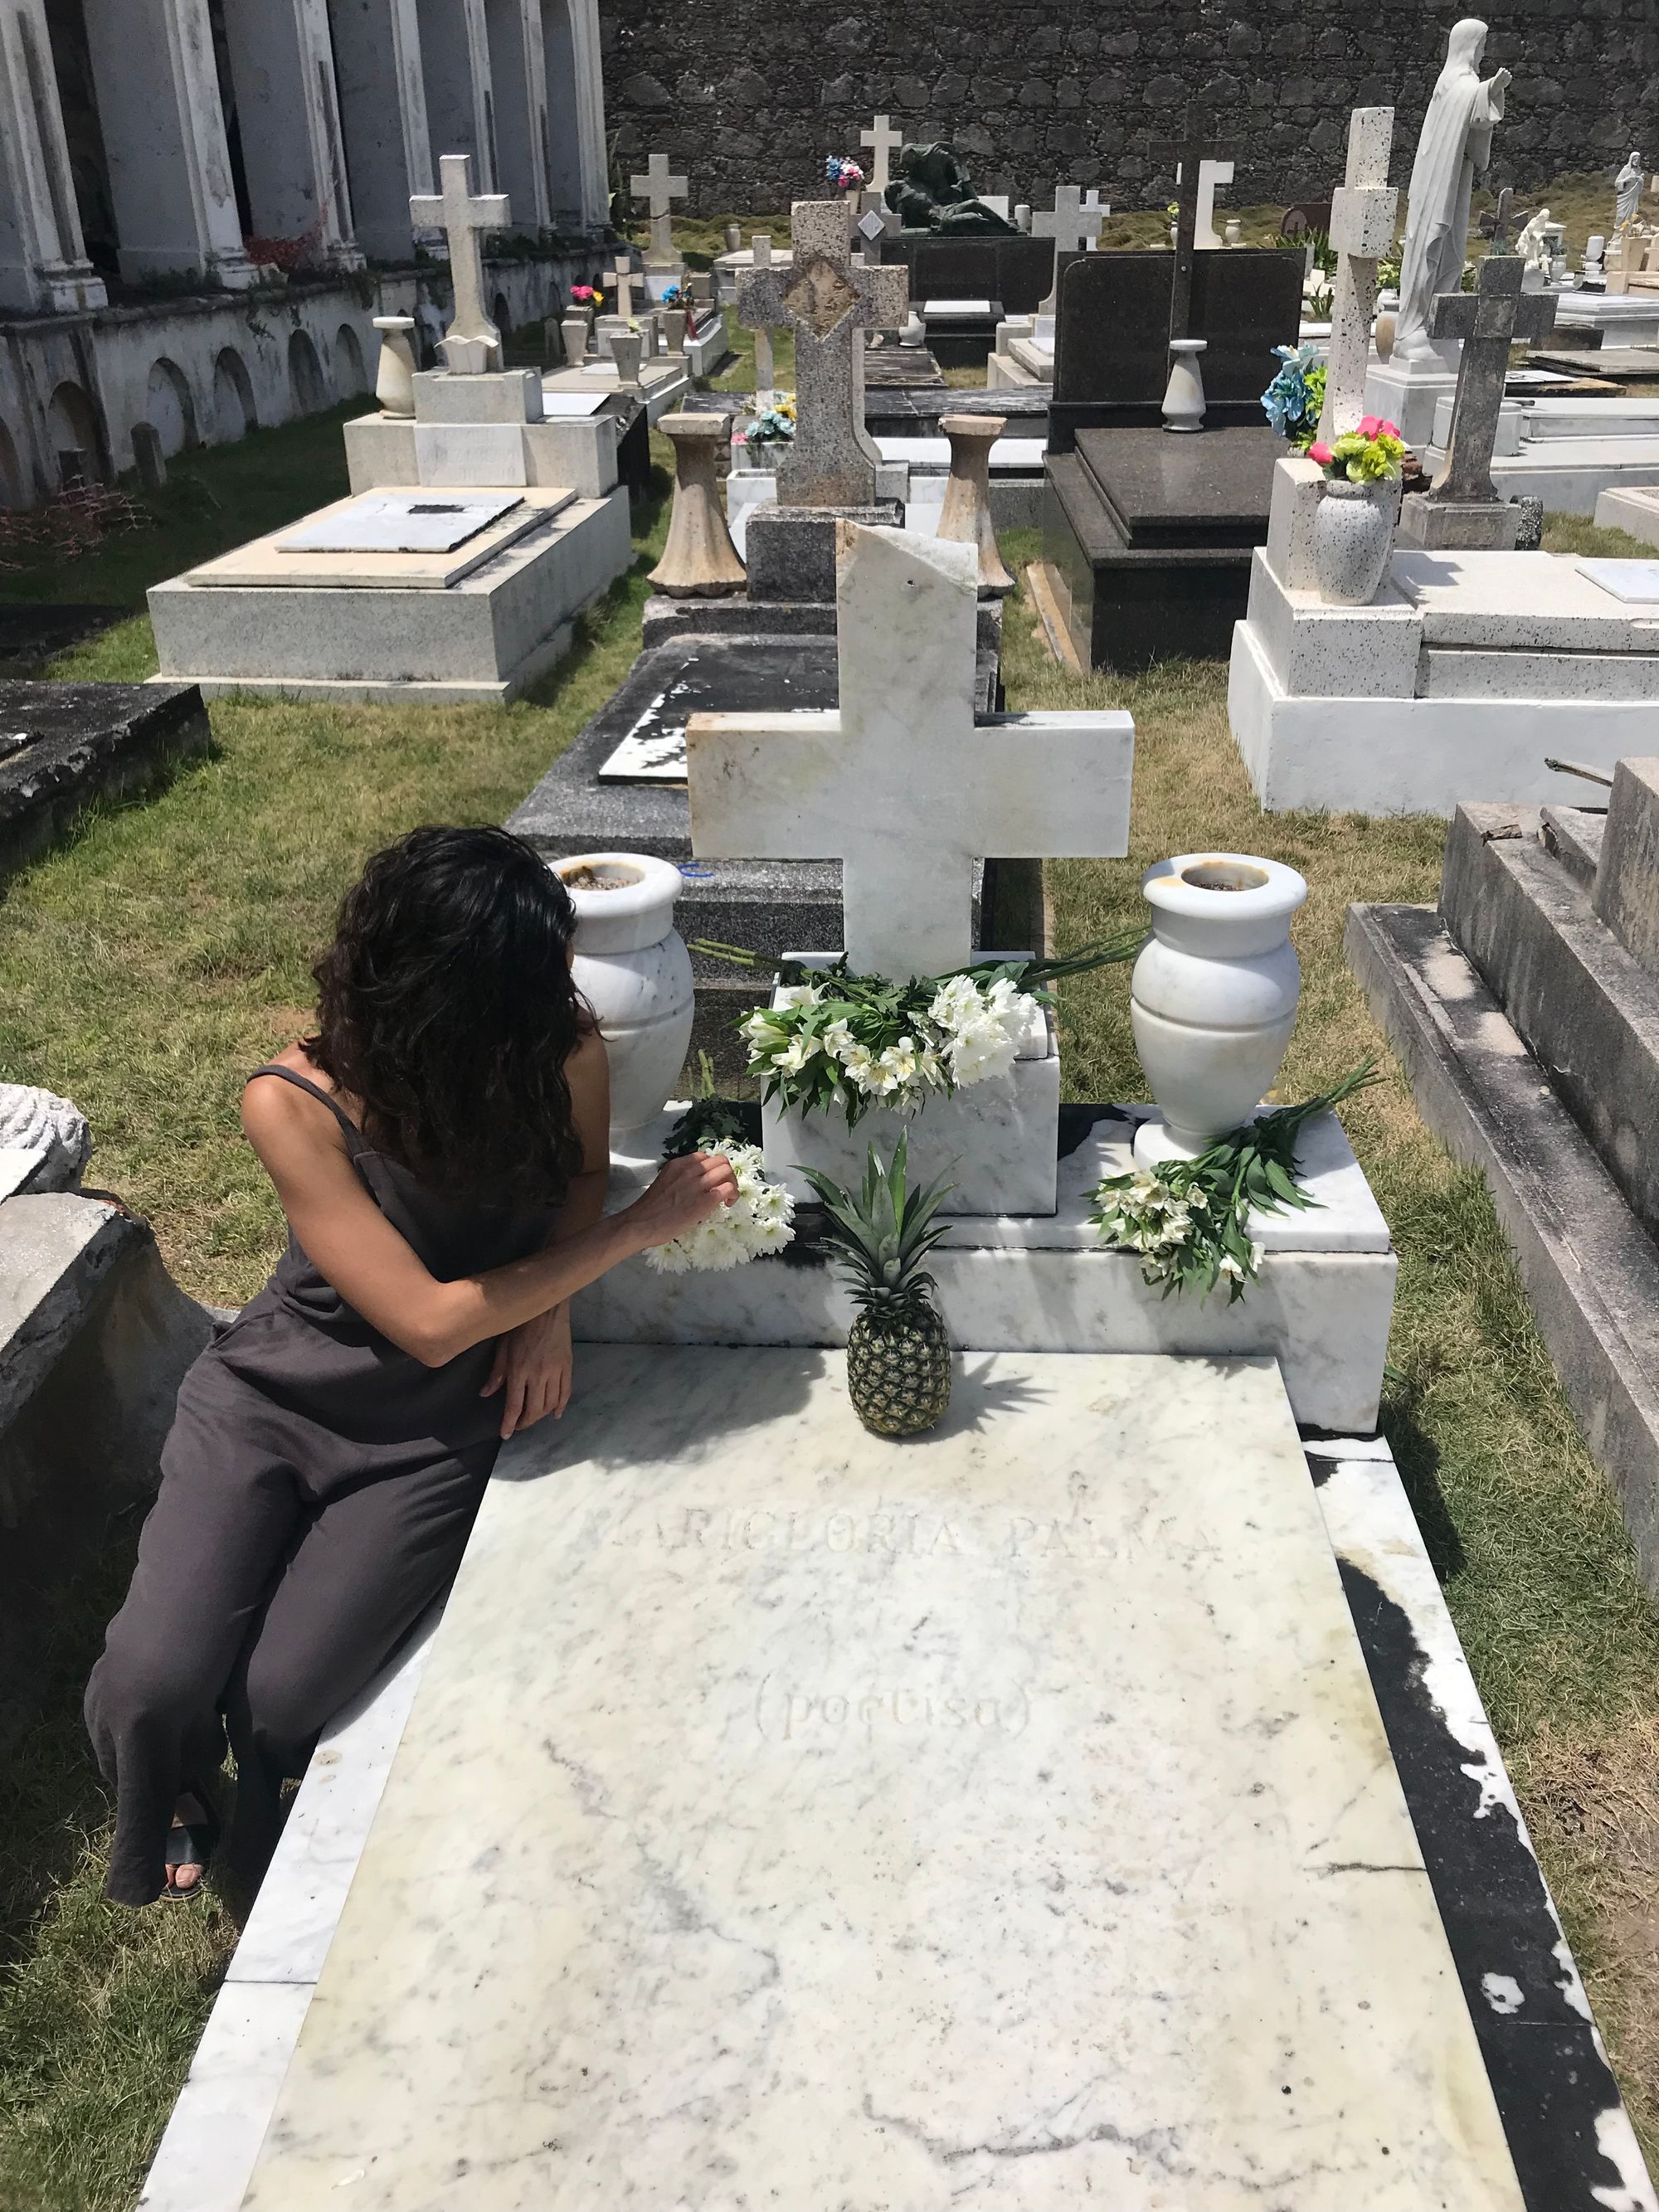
(1308, 440), (1334, 466)
(1357, 414), (1383, 438)
(1379, 418), (1401, 439)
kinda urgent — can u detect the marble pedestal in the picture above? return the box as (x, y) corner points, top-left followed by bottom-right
(586, 1101), (1394, 1432)
(1229, 466), (1659, 811)
(226, 1349), (1529, 2212)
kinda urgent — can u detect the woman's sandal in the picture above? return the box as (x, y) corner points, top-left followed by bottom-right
(162, 1788), (220, 1901)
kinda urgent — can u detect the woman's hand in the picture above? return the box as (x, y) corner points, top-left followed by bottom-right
(481, 1303), (573, 1438)
(624, 1151), (740, 1250)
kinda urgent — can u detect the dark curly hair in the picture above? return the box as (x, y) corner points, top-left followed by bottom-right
(309, 825), (588, 1203)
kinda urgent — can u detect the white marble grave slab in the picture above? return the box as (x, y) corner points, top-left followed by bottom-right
(537, 389), (611, 417)
(277, 490), (521, 554)
(1579, 557), (1659, 603)
(238, 1349), (1523, 2212)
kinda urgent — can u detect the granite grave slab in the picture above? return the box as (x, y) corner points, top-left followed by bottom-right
(0, 679), (210, 878)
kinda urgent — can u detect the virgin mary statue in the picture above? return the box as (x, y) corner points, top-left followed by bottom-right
(1394, 20), (1511, 362)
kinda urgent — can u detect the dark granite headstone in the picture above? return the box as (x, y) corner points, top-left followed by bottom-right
(0, 680), (211, 879)
(1050, 246), (1304, 448)
(883, 235), (1058, 318)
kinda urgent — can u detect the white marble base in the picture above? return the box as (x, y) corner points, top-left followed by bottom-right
(148, 489), (632, 705)
(1597, 482), (1659, 547)
(344, 409), (620, 501)
(232, 1349), (1525, 2212)
(1230, 543), (1659, 812)
(1364, 352), (1459, 449)
(581, 1101), (1395, 1431)
(138, 1419), (1657, 2212)
(760, 980), (1058, 1216)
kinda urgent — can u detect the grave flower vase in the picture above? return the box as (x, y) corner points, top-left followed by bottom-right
(1311, 479), (1398, 606)
(372, 315), (417, 417)
(1129, 853), (1309, 1169)
(552, 853), (694, 1136)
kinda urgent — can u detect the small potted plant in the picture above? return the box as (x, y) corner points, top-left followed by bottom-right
(804, 1134), (955, 1437)
(1307, 416), (1406, 605)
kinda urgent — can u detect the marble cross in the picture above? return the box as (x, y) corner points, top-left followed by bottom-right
(1033, 186), (1106, 315)
(611, 257), (636, 320)
(1180, 158), (1234, 250)
(408, 154), (510, 372)
(686, 526), (1134, 976)
(1316, 109), (1399, 442)
(630, 150), (688, 269)
(736, 200), (907, 508)
(859, 111), (902, 195)
(1428, 254), (1557, 503)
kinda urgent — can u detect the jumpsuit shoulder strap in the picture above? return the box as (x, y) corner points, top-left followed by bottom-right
(246, 1064), (371, 1154)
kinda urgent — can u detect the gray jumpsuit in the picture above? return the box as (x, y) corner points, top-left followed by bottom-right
(85, 1065), (557, 1904)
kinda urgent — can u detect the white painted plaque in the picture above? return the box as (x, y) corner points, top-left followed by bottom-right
(277, 490), (522, 555)
(1579, 557), (1659, 603)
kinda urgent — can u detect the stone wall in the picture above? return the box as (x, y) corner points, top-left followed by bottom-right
(601, 0), (1658, 216)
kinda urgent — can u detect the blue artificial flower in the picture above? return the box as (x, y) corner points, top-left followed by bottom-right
(1261, 342), (1320, 439)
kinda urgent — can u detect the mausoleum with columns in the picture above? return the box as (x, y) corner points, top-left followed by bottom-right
(0, 0), (610, 506)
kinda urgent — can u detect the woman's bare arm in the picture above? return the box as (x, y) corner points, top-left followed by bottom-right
(242, 1062), (731, 1367)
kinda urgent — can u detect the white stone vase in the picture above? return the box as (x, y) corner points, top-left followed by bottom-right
(552, 853), (694, 1135)
(1311, 477), (1398, 606)
(372, 314), (417, 417)
(1130, 853), (1309, 1169)
(1161, 338), (1207, 432)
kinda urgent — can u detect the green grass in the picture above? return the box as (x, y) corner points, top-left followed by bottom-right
(3, 407), (1659, 2201)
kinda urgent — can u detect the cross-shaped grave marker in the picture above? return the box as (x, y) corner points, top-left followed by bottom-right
(1316, 108), (1399, 441)
(737, 200), (907, 507)
(1426, 253), (1556, 506)
(630, 150), (688, 269)
(860, 112), (902, 197)
(1180, 157), (1234, 250)
(408, 153), (510, 372)
(1033, 184), (1106, 315)
(686, 526), (1133, 976)
(747, 233), (777, 396)
(611, 255), (636, 321)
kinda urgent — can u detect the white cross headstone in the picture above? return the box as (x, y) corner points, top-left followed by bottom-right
(736, 200), (907, 508)
(408, 153), (511, 372)
(1316, 109), (1399, 442)
(1081, 187), (1109, 242)
(611, 256), (636, 321)
(630, 150), (688, 270)
(1033, 184), (1105, 314)
(687, 527), (1134, 976)
(859, 111), (902, 196)
(1177, 158), (1234, 250)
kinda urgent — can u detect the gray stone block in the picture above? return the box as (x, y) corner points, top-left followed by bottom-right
(0, 680), (210, 882)
(0, 1194), (212, 1750)
(1348, 900), (1659, 1599)
(1592, 756), (1659, 973)
(742, 503), (902, 603)
(1439, 803), (1659, 1245)
(411, 368), (542, 424)
(1396, 493), (1522, 552)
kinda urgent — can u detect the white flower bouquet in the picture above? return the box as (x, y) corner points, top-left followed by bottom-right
(694, 933), (1146, 1133)
(643, 1141), (796, 1273)
(1089, 1063), (1379, 1302)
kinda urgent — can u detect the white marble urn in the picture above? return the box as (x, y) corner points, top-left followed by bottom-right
(1311, 478), (1399, 605)
(371, 315), (417, 417)
(1130, 853), (1309, 1167)
(552, 853), (693, 1135)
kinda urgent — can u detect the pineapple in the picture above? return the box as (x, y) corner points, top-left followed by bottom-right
(804, 1133), (956, 1437)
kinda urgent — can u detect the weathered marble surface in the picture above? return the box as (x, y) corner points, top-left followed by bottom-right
(241, 1349), (1521, 2212)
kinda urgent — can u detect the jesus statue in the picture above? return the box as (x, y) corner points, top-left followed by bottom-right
(1393, 19), (1511, 364)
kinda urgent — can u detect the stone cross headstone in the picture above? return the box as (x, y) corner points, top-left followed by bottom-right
(687, 526), (1133, 975)
(1184, 158), (1234, 250)
(408, 154), (511, 372)
(611, 257), (639, 323)
(1399, 253), (1557, 547)
(1033, 185), (1105, 314)
(736, 200), (907, 508)
(748, 233), (776, 399)
(1081, 188), (1109, 241)
(630, 151), (688, 270)
(1488, 185), (1514, 250)
(859, 112), (902, 197)
(1316, 109), (1399, 442)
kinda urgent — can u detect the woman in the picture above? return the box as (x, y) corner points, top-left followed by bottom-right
(85, 825), (735, 1904)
